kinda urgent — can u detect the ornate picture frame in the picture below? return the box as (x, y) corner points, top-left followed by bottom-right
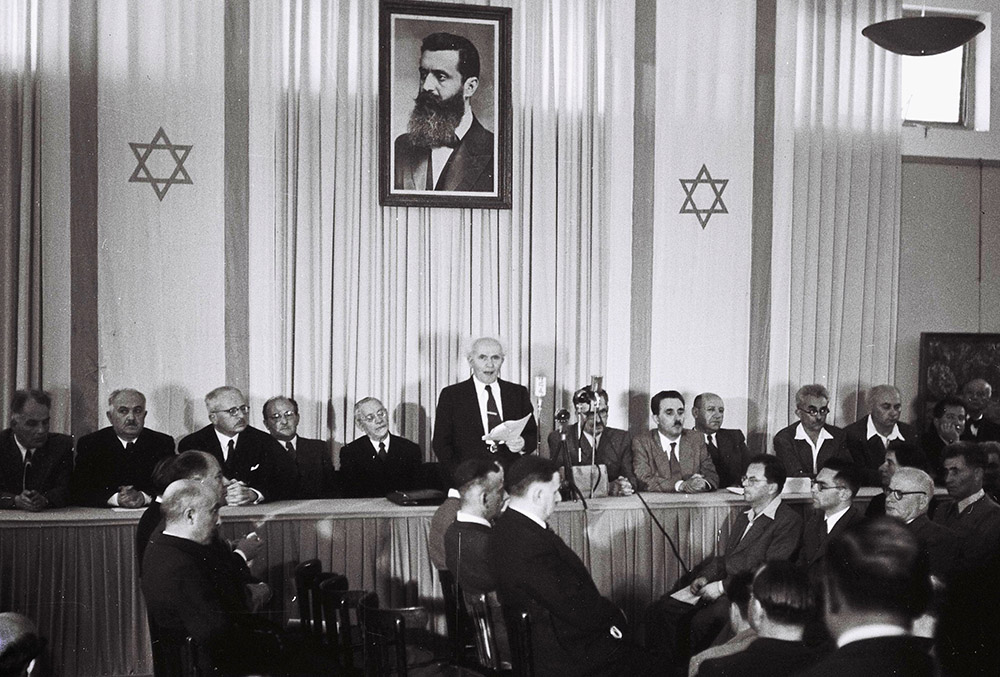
(918, 331), (1000, 426)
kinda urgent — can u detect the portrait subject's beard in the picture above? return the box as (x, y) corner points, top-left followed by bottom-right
(406, 89), (466, 149)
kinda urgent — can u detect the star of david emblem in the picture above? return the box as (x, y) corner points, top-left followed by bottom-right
(128, 127), (193, 201)
(679, 164), (728, 228)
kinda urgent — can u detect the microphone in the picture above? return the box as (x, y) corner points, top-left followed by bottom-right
(554, 409), (570, 438)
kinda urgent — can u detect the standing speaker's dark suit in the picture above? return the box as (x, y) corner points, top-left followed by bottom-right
(394, 117), (494, 192)
(433, 377), (537, 481)
(0, 428), (73, 508)
(142, 533), (281, 675)
(631, 429), (719, 492)
(70, 426), (175, 506)
(177, 425), (295, 502)
(843, 416), (919, 486)
(339, 434), (421, 498)
(962, 414), (1000, 442)
(547, 426), (637, 486)
(796, 636), (934, 677)
(697, 428), (751, 489)
(491, 508), (639, 677)
(277, 435), (333, 499)
(772, 423), (850, 477)
(798, 504), (865, 571)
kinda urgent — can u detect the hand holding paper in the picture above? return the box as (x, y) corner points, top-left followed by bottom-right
(482, 414), (531, 452)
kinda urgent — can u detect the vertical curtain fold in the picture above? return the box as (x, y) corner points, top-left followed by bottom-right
(768, 0), (901, 440)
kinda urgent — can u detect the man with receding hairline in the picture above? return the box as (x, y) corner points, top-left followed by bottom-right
(71, 388), (175, 507)
(433, 337), (537, 482)
(262, 395), (334, 498)
(0, 389), (72, 511)
(773, 384), (850, 477)
(340, 396), (422, 498)
(691, 392), (750, 488)
(843, 384), (918, 486)
(885, 466), (958, 581)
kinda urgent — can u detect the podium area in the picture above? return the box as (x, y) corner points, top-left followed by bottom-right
(0, 491), (880, 676)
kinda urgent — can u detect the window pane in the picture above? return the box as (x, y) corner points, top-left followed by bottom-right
(902, 46), (965, 124)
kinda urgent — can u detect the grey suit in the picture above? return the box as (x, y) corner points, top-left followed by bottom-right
(631, 429), (719, 492)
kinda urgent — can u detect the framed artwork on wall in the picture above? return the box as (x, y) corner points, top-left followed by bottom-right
(918, 332), (1000, 426)
(379, 0), (512, 209)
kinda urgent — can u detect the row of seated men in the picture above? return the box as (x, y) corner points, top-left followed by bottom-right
(429, 447), (1000, 676)
(2, 333), (998, 510)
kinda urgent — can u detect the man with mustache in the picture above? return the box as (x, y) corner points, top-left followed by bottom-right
(71, 388), (176, 507)
(394, 32), (495, 193)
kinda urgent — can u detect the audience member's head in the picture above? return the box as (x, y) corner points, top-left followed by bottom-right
(750, 561), (814, 636)
(454, 458), (505, 522)
(106, 388), (147, 442)
(8, 390), (52, 450)
(504, 455), (562, 523)
(161, 479), (221, 546)
(961, 378), (992, 419)
(354, 397), (390, 442)
(811, 459), (860, 515)
(692, 393), (727, 434)
(942, 442), (985, 501)
(822, 517), (931, 639)
(262, 396), (300, 442)
(866, 385), (903, 435)
(878, 440), (928, 488)
(795, 384), (830, 434)
(885, 467), (934, 524)
(152, 450), (225, 500)
(742, 454), (787, 509)
(931, 396), (966, 444)
(726, 569), (755, 635)
(0, 612), (43, 677)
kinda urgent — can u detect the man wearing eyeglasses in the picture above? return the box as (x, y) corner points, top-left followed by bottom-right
(843, 385), (919, 486)
(0, 389), (73, 511)
(799, 459), (864, 572)
(885, 466), (958, 581)
(178, 386), (295, 505)
(773, 384), (850, 477)
(262, 396), (334, 499)
(340, 397), (422, 498)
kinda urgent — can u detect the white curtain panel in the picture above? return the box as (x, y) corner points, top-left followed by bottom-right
(246, 0), (636, 458)
(768, 0), (902, 440)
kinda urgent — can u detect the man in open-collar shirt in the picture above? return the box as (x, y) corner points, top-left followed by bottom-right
(773, 384), (850, 477)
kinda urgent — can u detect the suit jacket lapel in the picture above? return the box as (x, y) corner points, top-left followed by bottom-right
(462, 378), (486, 437)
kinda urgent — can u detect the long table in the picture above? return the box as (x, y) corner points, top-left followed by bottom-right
(0, 490), (877, 677)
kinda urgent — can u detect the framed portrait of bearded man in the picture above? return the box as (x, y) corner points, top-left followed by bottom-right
(379, 1), (512, 209)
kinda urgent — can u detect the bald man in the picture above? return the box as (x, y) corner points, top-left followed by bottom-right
(960, 379), (1000, 443)
(843, 385), (918, 486)
(692, 393), (750, 489)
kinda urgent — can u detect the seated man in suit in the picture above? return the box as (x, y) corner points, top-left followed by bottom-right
(262, 395), (333, 499)
(547, 385), (635, 495)
(0, 390), (72, 511)
(433, 336), (537, 482)
(141, 480), (300, 675)
(445, 458), (504, 594)
(960, 378), (1000, 443)
(691, 392), (750, 489)
(632, 390), (718, 493)
(885, 467), (958, 582)
(773, 384), (849, 478)
(865, 439), (929, 517)
(178, 386), (295, 505)
(339, 397), (422, 498)
(0, 612), (44, 677)
(71, 388), (176, 507)
(843, 384), (918, 486)
(700, 561), (824, 677)
(800, 459), (864, 573)
(491, 456), (653, 676)
(798, 519), (934, 677)
(920, 395), (966, 483)
(646, 454), (802, 672)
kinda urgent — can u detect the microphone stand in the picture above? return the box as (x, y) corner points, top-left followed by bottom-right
(557, 420), (586, 508)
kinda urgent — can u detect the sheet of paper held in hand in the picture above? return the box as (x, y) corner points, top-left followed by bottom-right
(669, 586), (700, 605)
(483, 414), (531, 444)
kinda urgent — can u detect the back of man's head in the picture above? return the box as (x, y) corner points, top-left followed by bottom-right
(161, 479), (215, 528)
(822, 458), (861, 498)
(752, 561), (814, 629)
(886, 439), (928, 471)
(0, 613), (43, 677)
(454, 458), (502, 492)
(726, 570), (755, 631)
(823, 517), (930, 633)
(504, 455), (561, 498)
(152, 451), (216, 495)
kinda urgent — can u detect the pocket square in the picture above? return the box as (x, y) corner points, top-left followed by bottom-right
(250, 463), (260, 471)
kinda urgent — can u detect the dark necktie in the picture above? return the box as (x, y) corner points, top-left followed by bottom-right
(425, 154), (435, 190)
(125, 441), (135, 455)
(706, 434), (719, 457)
(668, 442), (682, 479)
(286, 441), (295, 456)
(485, 385), (502, 433)
(378, 441), (387, 460)
(226, 439), (236, 474)
(22, 449), (34, 491)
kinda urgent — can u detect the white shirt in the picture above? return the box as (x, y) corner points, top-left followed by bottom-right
(837, 623), (908, 648)
(429, 108), (474, 188)
(794, 423), (834, 473)
(474, 376), (504, 436)
(367, 434), (391, 456)
(107, 436), (152, 507)
(657, 431), (685, 491)
(957, 488), (986, 514)
(282, 435), (299, 451)
(455, 511), (492, 528)
(825, 504), (851, 532)
(866, 415), (905, 449)
(703, 432), (718, 447)
(13, 435), (31, 463)
(214, 429), (240, 461)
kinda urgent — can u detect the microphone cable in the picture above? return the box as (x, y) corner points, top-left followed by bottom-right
(634, 490), (690, 576)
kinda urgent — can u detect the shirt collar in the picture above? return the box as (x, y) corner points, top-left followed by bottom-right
(794, 423), (834, 444)
(473, 375), (499, 390)
(866, 416), (904, 443)
(455, 108), (474, 141)
(283, 435), (298, 449)
(508, 504), (548, 530)
(214, 429), (239, 450)
(825, 504), (851, 529)
(657, 430), (681, 450)
(447, 488), (461, 499)
(837, 623), (908, 648)
(456, 511), (492, 528)
(117, 435), (137, 449)
(368, 434), (390, 451)
(746, 495), (782, 520)
(957, 488), (986, 514)
(13, 435), (30, 460)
